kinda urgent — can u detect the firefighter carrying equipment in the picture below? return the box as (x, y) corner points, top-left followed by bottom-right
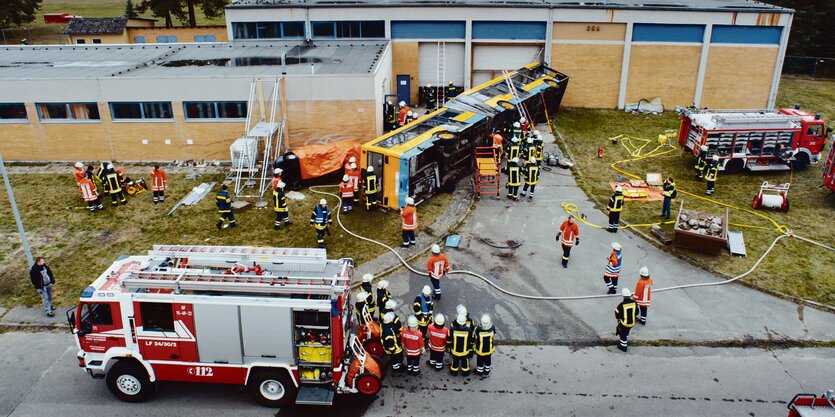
(662, 180), (677, 199)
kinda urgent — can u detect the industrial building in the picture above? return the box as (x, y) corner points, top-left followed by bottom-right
(226, 0), (793, 110)
(65, 17), (229, 45)
(0, 41), (390, 161)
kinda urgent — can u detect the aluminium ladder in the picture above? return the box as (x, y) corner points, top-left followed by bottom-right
(503, 70), (530, 124)
(436, 42), (446, 107)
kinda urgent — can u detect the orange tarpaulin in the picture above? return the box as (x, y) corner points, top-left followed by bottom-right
(292, 140), (362, 180)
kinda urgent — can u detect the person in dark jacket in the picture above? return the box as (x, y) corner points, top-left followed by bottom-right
(216, 184), (236, 229)
(29, 257), (56, 317)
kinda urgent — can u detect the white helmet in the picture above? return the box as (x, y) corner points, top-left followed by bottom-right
(383, 312), (395, 323)
(362, 273), (373, 283)
(407, 315), (419, 328)
(456, 304), (467, 317)
(622, 288), (632, 297)
(367, 166), (374, 173)
(319, 198), (327, 205)
(712, 155), (719, 162)
(511, 158), (520, 165)
(422, 285), (432, 296)
(356, 291), (368, 301)
(700, 145), (708, 151)
(639, 266), (650, 277)
(406, 197), (415, 205)
(456, 314), (467, 325)
(343, 174), (350, 182)
(107, 163), (115, 169)
(385, 300), (396, 310)
(407, 111), (414, 117)
(611, 242), (622, 251)
(399, 101), (406, 107)
(513, 122), (521, 128)
(435, 313), (445, 326)
(350, 163), (357, 170)
(529, 157), (536, 164)
(512, 136), (520, 143)
(74, 162), (83, 168)
(527, 137), (533, 144)
(431, 244), (441, 254)
(615, 185), (623, 192)
(377, 279), (388, 289)
(480, 314), (492, 328)
(533, 130), (540, 136)
(277, 181), (286, 189)
(349, 156), (356, 163)
(520, 117), (527, 123)
(273, 168), (283, 175)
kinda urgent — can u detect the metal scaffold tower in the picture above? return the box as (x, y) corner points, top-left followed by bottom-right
(229, 76), (287, 198)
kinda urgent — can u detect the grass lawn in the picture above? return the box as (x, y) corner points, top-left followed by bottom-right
(0, 171), (451, 307)
(554, 76), (835, 306)
(2, 0), (226, 45)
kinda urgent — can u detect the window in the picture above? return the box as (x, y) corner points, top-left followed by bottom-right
(232, 21), (306, 39)
(0, 103), (28, 120)
(139, 302), (174, 332)
(110, 102), (173, 120)
(79, 303), (114, 333)
(194, 34), (216, 42)
(157, 35), (178, 43)
(312, 21), (385, 39)
(134, 36), (146, 43)
(36, 103), (100, 121)
(76, 39), (86, 44)
(184, 101), (247, 120)
(92, 38), (102, 44)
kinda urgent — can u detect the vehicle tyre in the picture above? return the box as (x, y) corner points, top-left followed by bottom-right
(724, 158), (744, 174)
(792, 152), (810, 171)
(355, 372), (382, 396)
(105, 360), (155, 403)
(248, 369), (297, 408)
(363, 339), (385, 358)
(497, 100), (515, 111)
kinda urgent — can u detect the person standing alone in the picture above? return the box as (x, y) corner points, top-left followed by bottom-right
(149, 165), (167, 205)
(556, 215), (580, 268)
(29, 257), (56, 317)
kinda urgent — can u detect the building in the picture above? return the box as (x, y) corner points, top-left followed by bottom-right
(0, 41), (390, 161)
(225, 0), (793, 110)
(66, 17), (228, 45)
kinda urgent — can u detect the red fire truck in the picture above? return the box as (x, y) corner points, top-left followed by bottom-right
(67, 245), (384, 407)
(678, 106), (831, 173)
(787, 390), (834, 416)
(822, 134), (835, 192)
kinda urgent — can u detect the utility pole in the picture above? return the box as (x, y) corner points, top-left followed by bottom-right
(0, 153), (34, 268)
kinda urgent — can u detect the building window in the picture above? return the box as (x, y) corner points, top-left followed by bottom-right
(92, 38), (102, 44)
(157, 35), (178, 43)
(184, 101), (247, 120)
(194, 34), (216, 42)
(110, 102), (173, 120)
(76, 39), (86, 44)
(0, 103), (28, 120)
(312, 21), (385, 39)
(36, 103), (100, 121)
(134, 36), (146, 43)
(232, 21), (305, 39)
(139, 303), (174, 332)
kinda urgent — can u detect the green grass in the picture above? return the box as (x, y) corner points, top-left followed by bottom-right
(0, 172), (451, 307)
(2, 0), (226, 45)
(554, 77), (835, 306)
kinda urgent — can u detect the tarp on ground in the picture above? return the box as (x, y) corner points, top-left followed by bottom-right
(293, 140), (361, 180)
(625, 97), (664, 113)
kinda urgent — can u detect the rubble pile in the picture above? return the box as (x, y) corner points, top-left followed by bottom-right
(676, 209), (724, 237)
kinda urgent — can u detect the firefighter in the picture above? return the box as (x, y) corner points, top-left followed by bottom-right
(521, 136), (534, 161)
(85, 165), (95, 180)
(607, 186), (625, 233)
(402, 316), (424, 376)
(400, 196), (418, 247)
(360, 273), (377, 319)
(504, 158), (521, 200)
(382, 312), (405, 372)
(491, 131), (504, 162)
(448, 313), (474, 376)
(507, 136), (522, 163)
(377, 281), (392, 321)
(270, 168), (283, 191)
(511, 121), (523, 139)
(534, 132), (544, 164)
(424, 84), (437, 111)
(272, 180), (290, 230)
(398, 101), (410, 127)
(385, 99), (398, 131)
(456, 304), (474, 328)
(149, 165), (167, 204)
(413, 285), (434, 341)
(355, 291), (370, 325)
(445, 81), (459, 99)
(103, 164), (127, 206)
(603, 242), (623, 294)
(216, 184), (236, 229)
(705, 156), (719, 196)
(364, 166), (379, 210)
(695, 145), (708, 180)
(615, 288), (638, 352)
(339, 174), (354, 213)
(556, 215), (580, 268)
(473, 314), (496, 377)
(633, 266), (653, 325)
(310, 198), (332, 248)
(519, 116), (530, 134)
(427, 313), (449, 371)
(661, 176), (677, 220)
(521, 156), (540, 200)
(426, 244), (450, 300)
(345, 157), (361, 205)
(73, 162), (86, 185)
(94, 162), (108, 185)
(78, 175), (104, 212)
(405, 110), (416, 124)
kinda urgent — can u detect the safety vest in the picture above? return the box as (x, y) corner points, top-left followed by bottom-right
(149, 169), (166, 192)
(216, 191), (232, 212)
(340, 181), (354, 198)
(345, 163), (361, 191)
(524, 163), (539, 185)
(448, 322), (473, 357)
(382, 323), (403, 355)
(506, 165), (521, 186)
(74, 168), (85, 185)
(273, 189), (287, 212)
(633, 277), (653, 306)
(401, 205), (417, 231)
(491, 133), (504, 149)
(615, 299), (638, 328)
(105, 171), (121, 194)
(398, 107), (410, 126)
(604, 250), (622, 278)
(310, 205), (331, 229)
(364, 174), (378, 194)
(428, 324), (449, 352)
(534, 142), (544, 161)
(426, 253), (450, 279)
(360, 282), (377, 314)
(663, 181), (677, 199)
(79, 178), (98, 202)
(559, 220), (579, 247)
(401, 327), (424, 356)
(705, 166), (718, 182)
(508, 143), (521, 161)
(608, 193), (624, 212)
(413, 294), (433, 326)
(473, 325), (495, 356)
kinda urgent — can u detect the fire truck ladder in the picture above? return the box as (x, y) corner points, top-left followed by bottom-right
(474, 146), (501, 199)
(149, 245), (332, 272)
(502, 70), (530, 124)
(436, 41), (446, 107)
(122, 269), (349, 296)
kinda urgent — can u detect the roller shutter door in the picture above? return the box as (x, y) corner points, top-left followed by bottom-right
(471, 45), (543, 86)
(418, 42), (465, 87)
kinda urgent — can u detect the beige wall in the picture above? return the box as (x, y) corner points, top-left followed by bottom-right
(391, 41), (419, 105)
(551, 43), (623, 108)
(626, 45), (701, 108)
(69, 33), (129, 45)
(701, 46), (778, 109)
(553, 22), (626, 41)
(127, 26), (228, 43)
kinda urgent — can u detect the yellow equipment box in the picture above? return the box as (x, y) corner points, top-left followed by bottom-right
(298, 345), (332, 363)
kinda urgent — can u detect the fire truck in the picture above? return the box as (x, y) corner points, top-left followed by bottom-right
(822, 134), (835, 192)
(787, 390), (834, 416)
(66, 245), (384, 407)
(678, 106), (831, 173)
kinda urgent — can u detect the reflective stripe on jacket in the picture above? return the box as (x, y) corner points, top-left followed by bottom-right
(615, 299), (639, 328)
(402, 328), (423, 356)
(633, 277), (653, 306)
(401, 206), (417, 230)
(608, 193), (624, 212)
(559, 220), (579, 247)
(604, 250), (622, 278)
(427, 253), (450, 279)
(149, 169), (167, 191)
(428, 324), (449, 352)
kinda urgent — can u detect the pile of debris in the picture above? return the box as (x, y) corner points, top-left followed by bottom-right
(676, 209), (724, 236)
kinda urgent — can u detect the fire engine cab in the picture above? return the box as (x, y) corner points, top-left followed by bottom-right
(67, 245), (383, 407)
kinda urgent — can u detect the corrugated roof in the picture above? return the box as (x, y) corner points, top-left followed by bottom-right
(65, 18), (128, 35)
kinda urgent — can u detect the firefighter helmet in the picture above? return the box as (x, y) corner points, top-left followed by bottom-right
(367, 166), (374, 173)
(385, 300), (396, 310)
(406, 197), (415, 205)
(350, 163), (357, 170)
(622, 288), (632, 297)
(343, 174), (350, 182)
(407, 110), (413, 117)
(615, 185), (623, 192)
(640, 266), (650, 277)
(319, 198), (327, 206)
(520, 117), (527, 123)
(431, 244), (441, 254)
(422, 285), (432, 296)
(511, 158), (520, 165)
(383, 312), (395, 324)
(377, 279), (388, 289)
(712, 155), (719, 162)
(277, 181), (285, 189)
(612, 242), (622, 251)
(407, 315), (419, 328)
(107, 163), (114, 169)
(456, 314), (467, 325)
(362, 273), (373, 283)
(513, 122), (521, 128)
(74, 162), (84, 168)
(356, 291), (368, 301)
(274, 168), (283, 175)
(349, 156), (356, 163)
(533, 130), (540, 136)
(530, 157), (537, 164)
(701, 145), (708, 151)
(399, 101), (406, 107)
(456, 304), (467, 317)
(480, 314), (492, 328)
(435, 314), (445, 326)
(527, 137), (534, 144)
(512, 136), (520, 143)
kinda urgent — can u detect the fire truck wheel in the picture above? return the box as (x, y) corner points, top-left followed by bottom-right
(355, 372), (382, 396)
(248, 370), (297, 408)
(106, 360), (155, 402)
(363, 340), (385, 358)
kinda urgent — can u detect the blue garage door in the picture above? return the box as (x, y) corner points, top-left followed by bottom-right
(391, 21), (465, 39)
(472, 21), (546, 40)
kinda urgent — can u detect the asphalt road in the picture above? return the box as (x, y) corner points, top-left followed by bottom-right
(2, 332), (832, 417)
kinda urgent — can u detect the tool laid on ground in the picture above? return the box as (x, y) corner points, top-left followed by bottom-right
(166, 181), (216, 216)
(752, 181), (790, 212)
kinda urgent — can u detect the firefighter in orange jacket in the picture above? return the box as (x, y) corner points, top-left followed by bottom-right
(149, 165), (167, 204)
(557, 215), (580, 268)
(633, 266), (653, 325)
(400, 196), (418, 247)
(398, 101), (410, 127)
(339, 174), (354, 213)
(73, 162), (86, 185)
(448, 313), (474, 376)
(402, 316), (425, 376)
(270, 168), (283, 191)
(473, 314), (496, 377)
(427, 314), (449, 371)
(382, 312), (404, 372)
(78, 176), (104, 212)
(426, 244), (450, 300)
(604, 242), (623, 294)
(344, 157), (361, 205)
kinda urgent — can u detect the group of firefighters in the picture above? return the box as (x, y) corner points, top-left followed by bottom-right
(391, 82), (462, 130)
(694, 144), (721, 195)
(71, 162), (167, 211)
(497, 117), (544, 201)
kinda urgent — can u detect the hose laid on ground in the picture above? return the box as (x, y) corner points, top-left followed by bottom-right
(309, 185), (834, 301)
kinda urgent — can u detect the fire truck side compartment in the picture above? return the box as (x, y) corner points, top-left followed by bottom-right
(193, 304), (244, 364)
(240, 306), (295, 363)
